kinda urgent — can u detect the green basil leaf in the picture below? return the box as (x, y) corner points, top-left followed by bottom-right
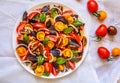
(72, 50), (78, 56)
(56, 57), (66, 64)
(63, 27), (73, 34)
(23, 34), (28, 44)
(38, 55), (44, 65)
(33, 14), (39, 19)
(42, 38), (50, 44)
(39, 13), (46, 23)
(43, 71), (50, 76)
(50, 9), (57, 18)
(72, 20), (84, 27)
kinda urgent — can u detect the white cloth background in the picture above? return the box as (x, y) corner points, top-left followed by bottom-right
(0, 0), (120, 83)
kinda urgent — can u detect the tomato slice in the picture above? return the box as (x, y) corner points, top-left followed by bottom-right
(62, 10), (73, 16)
(43, 62), (53, 73)
(28, 12), (39, 19)
(16, 21), (27, 33)
(33, 22), (46, 28)
(67, 61), (75, 70)
(70, 33), (81, 45)
(52, 67), (58, 76)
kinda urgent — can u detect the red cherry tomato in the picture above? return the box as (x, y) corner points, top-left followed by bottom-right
(97, 47), (110, 59)
(52, 67), (58, 76)
(62, 10), (73, 16)
(28, 12), (39, 19)
(87, 0), (98, 13)
(67, 61), (75, 70)
(43, 62), (53, 73)
(95, 24), (107, 37)
(16, 21), (27, 33)
(33, 22), (46, 28)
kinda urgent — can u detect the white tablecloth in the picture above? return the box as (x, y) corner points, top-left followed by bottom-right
(0, 0), (120, 83)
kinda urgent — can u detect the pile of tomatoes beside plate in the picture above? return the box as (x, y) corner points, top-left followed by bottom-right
(87, 0), (120, 61)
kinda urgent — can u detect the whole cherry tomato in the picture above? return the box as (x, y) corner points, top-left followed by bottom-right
(95, 24), (107, 41)
(87, 0), (98, 13)
(97, 47), (110, 59)
(112, 47), (120, 57)
(98, 10), (107, 21)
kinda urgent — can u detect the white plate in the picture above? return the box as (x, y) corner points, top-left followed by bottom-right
(13, 2), (89, 79)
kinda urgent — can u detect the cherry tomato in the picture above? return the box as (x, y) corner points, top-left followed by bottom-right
(107, 26), (117, 36)
(28, 12), (39, 19)
(16, 21), (27, 33)
(62, 10), (73, 16)
(67, 61), (75, 70)
(98, 10), (107, 21)
(70, 33), (81, 45)
(33, 22), (46, 28)
(16, 46), (28, 57)
(112, 47), (120, 57)
(52, 67), (58, 76)
(87, 0), (98, 13)
(43, 62), (53, 73)
(95, 24), (107, 40)
(97, 47), (110, 59)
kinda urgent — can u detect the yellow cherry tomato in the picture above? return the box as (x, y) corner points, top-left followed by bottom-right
(16, 46), (27, 57)
(112, 47), (120, 57)
(61, 37), (68, 46)
(36, 31), (45, 41)
(25, 24), (33, 29)
(47, 41), (54, 49)
(98, 10), (107, 21)
(55, 22), (67, 31)
(35, 65), (44, 77)
(58, 64), (64, 71)
(62, 49), (73, 58)
(65, 15), (74, 24)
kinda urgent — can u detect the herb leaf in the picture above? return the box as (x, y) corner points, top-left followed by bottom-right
(72, 20), (84, 27)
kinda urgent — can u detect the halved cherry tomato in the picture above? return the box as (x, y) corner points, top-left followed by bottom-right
(87, 0), (98, 13)
(16, 46), (28, 57)
(35, 65), (44, 77)
(62, 10), (73, 16)
(43, 62), (53, 73)
(16, 21), (27, 33)
(45, 47), (50, 57)
(33, 22), (46, 28)
(36, 31), (45, 41)
(70, 33), (81, 45)
(61, 37), (68, 46)
(55, 22), (67, 32)
(97, 47), (110, 59)
(47, 41), (55, 49)
(95, 24), (107, 40)
(62, 49), (73, 58)
(17, 34), (23, 41)
(52, 67), (58, 76)
(46, 35), (57, 42)
(67, 61), (75, 70)
(28, 12), (39, 19)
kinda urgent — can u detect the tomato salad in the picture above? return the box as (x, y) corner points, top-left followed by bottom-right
(15, 4), (87, 77)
